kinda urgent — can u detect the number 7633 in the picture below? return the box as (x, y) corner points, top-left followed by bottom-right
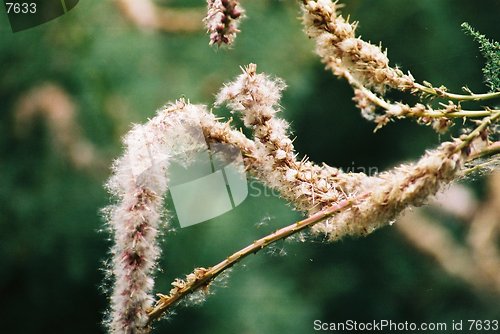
(5, 2), (36, 14)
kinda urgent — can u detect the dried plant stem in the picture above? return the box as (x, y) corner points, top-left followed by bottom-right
(414, 83), (500, 101)
(146, 192), (368, 324)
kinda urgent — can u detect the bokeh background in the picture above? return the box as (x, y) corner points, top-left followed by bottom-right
(1, 0), (499, 333)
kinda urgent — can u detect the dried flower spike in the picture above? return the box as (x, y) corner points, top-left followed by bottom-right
(204, 0), (244, 46)
(104, 100), (217, 333)
(302, 0), (415, 93)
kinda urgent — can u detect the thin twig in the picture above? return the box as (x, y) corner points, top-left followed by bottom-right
(146, 192), (370, 325)
(457, 110), (500, 151)
(347, 71), (497, 119)
(423, 110), (494, 119)
(463, 140), (500, 176)
(467, 141), (500, 162)
(414, 83), (500, 102)
(463, 159), (499, 176)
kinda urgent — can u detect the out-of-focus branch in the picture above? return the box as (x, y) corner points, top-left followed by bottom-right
(115, 0), (204, 33)
(467, 172), (500, 293)
(13, 83), (102, 172)
(397, 172), (500, 295)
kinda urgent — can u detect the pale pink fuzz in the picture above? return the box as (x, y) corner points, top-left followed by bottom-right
(105, 100), (213, 333)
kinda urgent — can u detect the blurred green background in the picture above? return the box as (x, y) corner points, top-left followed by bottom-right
(1, 0), (499, 333)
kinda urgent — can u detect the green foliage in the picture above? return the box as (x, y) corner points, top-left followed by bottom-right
(462, 22), (500, 92)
